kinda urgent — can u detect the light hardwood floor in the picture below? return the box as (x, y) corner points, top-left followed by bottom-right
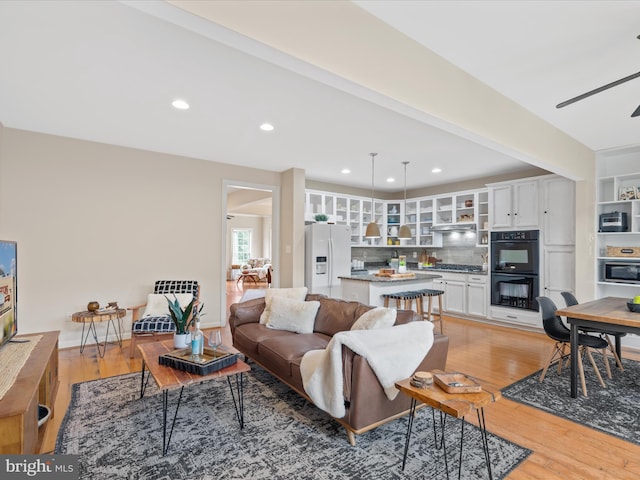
(42, 282), (640, 479)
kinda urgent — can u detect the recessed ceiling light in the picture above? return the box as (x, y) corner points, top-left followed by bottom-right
(387, 177), (395, 183)
(341, 168), (351, 174)
(432, 167), (442, 173)
(260, 123), (274, 131)
(171, 99), (189, 110)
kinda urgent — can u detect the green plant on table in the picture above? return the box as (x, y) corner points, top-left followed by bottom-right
(315, 214), (329, 222)
(166, 295), (204, 335)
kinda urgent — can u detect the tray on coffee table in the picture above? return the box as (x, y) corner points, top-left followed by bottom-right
(159, 347), (238, 375)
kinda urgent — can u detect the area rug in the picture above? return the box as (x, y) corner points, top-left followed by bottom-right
(502, 357), (640, 445)
(56, 366), (531, 479)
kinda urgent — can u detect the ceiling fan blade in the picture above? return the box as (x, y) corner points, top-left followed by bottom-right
(632, 104), (640, 117)
(556, 71), (640, 109)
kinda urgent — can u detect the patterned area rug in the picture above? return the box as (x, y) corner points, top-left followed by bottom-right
(503, 357), (640, 445)
(56, 366), (530, 479)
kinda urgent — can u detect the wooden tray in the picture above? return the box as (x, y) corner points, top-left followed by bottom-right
(434, 372), (482, 393)
(374, 272), (416, 279)
(159, 347), (238, 375)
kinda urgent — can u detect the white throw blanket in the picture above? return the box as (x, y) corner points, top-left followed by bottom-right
(300, 321), (434, 419)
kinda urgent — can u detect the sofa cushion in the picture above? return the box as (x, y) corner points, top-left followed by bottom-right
(351, 307), (397, 330)
(314, 298), (366, 336)
(232, 324), (295, 358)
(266, 297), (320, 334)
(260, 287), (308, 325)
(259, 333), (331, 378)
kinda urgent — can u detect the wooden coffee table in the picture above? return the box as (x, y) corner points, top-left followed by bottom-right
(137, 340), (250, 455)
(395, 370), (501, 479)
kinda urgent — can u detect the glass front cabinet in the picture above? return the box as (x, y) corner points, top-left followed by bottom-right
(305, 188), (488, 248)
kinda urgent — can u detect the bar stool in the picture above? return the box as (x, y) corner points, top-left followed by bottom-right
(419, 289), (445, 334)
(381, 291), (424, 319)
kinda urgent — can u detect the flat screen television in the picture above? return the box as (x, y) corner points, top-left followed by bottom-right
(0, 240), (17, 347)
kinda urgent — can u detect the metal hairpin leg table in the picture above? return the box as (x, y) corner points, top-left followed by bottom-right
(556, 296), (640, 398)
(396, 371), (501, 480)
(137, 340), (250, 456)
(72, 308), (125, 358)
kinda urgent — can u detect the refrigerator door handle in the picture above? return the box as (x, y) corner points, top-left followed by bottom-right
(328, 236), (333, 296)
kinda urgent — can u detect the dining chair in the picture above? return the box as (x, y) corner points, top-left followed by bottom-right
(537, 296), (608, 397)
(561, 291), (624, 372)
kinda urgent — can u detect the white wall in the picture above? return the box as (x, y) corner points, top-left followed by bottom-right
(0, 127), (289, 347)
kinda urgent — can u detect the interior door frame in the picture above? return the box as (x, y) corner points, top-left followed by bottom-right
(221, 179), (280, 325)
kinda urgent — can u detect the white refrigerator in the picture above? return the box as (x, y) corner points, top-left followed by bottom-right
(305, 224), (351, 298)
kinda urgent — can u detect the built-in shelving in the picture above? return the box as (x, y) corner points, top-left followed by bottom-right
(595, 148), (640, 350)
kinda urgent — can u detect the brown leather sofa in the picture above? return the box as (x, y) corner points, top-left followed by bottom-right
(229, 294), (449, 445)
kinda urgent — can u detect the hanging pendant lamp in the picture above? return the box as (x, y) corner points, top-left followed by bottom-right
(365, 153), (381, 238)
(398, 161), (412, 238)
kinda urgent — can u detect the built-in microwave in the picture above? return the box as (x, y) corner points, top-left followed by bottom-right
(603, 262), (640, 284)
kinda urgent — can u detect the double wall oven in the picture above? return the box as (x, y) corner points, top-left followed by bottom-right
(490, 230), (540, 311)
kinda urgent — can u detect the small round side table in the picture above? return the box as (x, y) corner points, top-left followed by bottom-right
(72, 308), (126, 358)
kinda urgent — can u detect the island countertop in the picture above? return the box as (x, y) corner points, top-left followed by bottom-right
(338, 273), (442, 283)
(339, 273), (442, 306)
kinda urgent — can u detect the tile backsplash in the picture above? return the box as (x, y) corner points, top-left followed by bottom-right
(352, 232), (487, 267)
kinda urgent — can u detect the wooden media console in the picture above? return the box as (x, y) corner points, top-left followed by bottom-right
(0, 331), (59, 453)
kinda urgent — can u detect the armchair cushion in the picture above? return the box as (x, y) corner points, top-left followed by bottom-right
(142, 293), (193, 318)
(153, 280), (199, 297)
(131, 316), (176, 333)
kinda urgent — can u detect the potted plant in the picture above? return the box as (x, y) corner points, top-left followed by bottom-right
(315, 214), (329, 223)
(166, 295), (204, 348)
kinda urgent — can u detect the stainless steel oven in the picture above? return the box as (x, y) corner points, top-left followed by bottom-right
(491, 230), (540, 311)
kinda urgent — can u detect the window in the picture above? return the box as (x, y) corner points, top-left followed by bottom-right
(232, 229), (251, 264)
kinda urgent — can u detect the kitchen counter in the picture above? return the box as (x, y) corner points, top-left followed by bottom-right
(419, 267), (488, 275)
(338, 273), (442, 282)
(340, 273), (442, 307)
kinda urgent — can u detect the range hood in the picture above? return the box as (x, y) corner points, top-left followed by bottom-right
(429, 223), (477, 232)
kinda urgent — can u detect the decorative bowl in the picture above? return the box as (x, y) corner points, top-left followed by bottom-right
(627, 301), (640, 313)
(87, 301), (100, 312)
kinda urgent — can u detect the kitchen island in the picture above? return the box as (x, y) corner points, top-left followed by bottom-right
(339, 273), (442, 307)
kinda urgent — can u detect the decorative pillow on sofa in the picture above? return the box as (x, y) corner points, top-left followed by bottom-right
(266, 296), (320, 334)
(142, 293), (193, 318)
(260, 287), (308, 324)
(350, 307), (397, 330)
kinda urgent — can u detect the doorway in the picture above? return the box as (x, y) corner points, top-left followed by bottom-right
(221, 181), (279, 323)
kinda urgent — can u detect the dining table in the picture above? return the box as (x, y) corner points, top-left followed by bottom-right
(555, 296), (640, 398)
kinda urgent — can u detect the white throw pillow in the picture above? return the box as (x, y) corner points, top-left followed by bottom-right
(351, 307), (397, 330)
(260, 287), (308, 324)
(266, 297), (320, 334)
(142, 293), (193, 318)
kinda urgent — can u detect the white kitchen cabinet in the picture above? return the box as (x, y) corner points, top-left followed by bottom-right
(444, 279), (466, 314)
(466, 274), (488, 317)
(489, 306), (540, 328)
(542, 176), (575, 245)
(542, 246), (575, 308)
(306, 191), (336, 222)
(489, 180), (538, 229)
(433, 272), (487, 317)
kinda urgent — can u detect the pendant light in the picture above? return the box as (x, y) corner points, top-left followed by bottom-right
(364, 153), (381, 238)
(398, 161), (412, 238)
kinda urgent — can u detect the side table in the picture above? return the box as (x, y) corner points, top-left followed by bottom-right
(395, 370), (501, 480)
(72, 308), (126, 358)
